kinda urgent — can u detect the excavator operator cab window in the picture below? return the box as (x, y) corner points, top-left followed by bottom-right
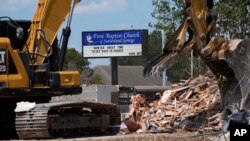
(0, 20), (30, 51)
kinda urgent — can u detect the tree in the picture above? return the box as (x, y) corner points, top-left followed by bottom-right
(167, 54), (207, 82)
(64, 48), (103, 85)
(146, 30), (162, 63)
(64, 48), (88, 72)
(149, 0), (208, 82)
(149, 0), (190, 82)
(149, 0), (184, 35)
(80, 67), (104, 85)
(117, 56), (145, 66)
(148, 0), (250, 83)
(118, 30), (162, 66)
(118, 1), (195, 82)
(118, 0), (184, 67)
(214, 0), (250, 38)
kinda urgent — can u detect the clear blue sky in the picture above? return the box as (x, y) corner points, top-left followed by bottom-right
(0, 0), (155, 68)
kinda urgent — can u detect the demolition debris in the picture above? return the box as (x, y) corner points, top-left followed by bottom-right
(122, 74), (223, 134)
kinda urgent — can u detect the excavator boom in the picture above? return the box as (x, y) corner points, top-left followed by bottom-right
(25, 0), (80, 64)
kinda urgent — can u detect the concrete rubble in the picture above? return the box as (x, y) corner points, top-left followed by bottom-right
(122, 73), (223, 135)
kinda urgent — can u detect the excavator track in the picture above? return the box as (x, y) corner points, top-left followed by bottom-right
(15, 101), (121, 139)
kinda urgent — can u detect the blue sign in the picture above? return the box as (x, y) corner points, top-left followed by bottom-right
(82, 30), (147, 58)
(82, 30), (142, 46)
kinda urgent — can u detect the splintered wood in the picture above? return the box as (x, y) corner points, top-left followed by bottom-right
(124, 74), (223, 134)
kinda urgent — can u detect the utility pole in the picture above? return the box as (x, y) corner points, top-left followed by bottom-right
(162, 30), (167, 86)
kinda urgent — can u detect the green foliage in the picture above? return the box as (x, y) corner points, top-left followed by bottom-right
(80, 67), (94, 84)
(118, 56), (145, 66)
(118, 1), (203, 83)
(149, 0), (208, 82)
(214, 0), (250, 38)
(148, 0), (190, 82)
(147, 30), (162, 62)
(80, 67), (103, 85)
(147, 0), (250, 83)
(167, 54), (207, 82)
(118, 30), (162, 66)
(149, 0), (184, 34)
(94, 74), (104, 85)
(64, 48), (89, 72)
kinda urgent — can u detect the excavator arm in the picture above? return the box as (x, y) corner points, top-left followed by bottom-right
(144, 0), (250, 110)
(24, 0), (80, 65)
(144, 0), (214, 75)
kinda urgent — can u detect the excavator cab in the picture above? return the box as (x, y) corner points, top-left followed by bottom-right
(0, 20), (31, 90)
(0, 19), (81, 97)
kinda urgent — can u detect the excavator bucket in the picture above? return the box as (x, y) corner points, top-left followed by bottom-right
(222, 39), (250, 110)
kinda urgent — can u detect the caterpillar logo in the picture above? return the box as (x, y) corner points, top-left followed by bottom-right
(0, 50), (6, 73)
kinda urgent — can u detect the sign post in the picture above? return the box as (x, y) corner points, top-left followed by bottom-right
(111, 57), (118, 85)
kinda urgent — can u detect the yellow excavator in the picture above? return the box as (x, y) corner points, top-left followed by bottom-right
(144, 0), (250, 111)
(0, 0), (120, 139)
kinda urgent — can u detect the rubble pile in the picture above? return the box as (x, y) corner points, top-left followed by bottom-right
(123, 74), (223, 134)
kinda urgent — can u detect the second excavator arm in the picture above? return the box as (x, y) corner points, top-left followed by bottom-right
(144, 0), (215, 75)
(144, 0), (250, 110)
